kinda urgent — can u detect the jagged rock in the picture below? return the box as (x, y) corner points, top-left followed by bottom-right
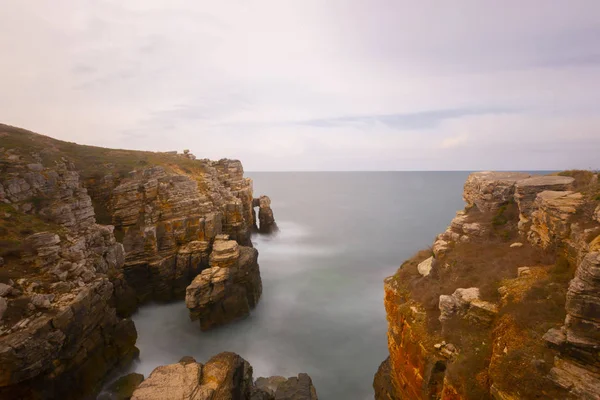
(257, 195), (277, 234)
(463, 171), (530, 212)
(515, 175), (575, 232)
(417, 256), (433, 277)
(186, 240), (262, 330)
(273, 374), (318, 400)
(528, 190), (584, 248)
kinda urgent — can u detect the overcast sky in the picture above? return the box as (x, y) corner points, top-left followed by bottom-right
(1, 1), (599, 171)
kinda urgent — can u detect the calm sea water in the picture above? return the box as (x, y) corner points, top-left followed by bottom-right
(128, 172), (469, 399)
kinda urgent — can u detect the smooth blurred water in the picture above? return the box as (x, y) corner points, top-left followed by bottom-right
(129, 172), (469, 399)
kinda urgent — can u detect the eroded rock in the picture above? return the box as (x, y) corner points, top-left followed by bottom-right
(463, 171), (530, 212)
(186, 239), (262, 330)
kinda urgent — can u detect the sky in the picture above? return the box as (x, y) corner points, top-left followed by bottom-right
(1, 1), (600, 171)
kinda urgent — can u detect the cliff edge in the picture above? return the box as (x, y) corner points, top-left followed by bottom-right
(0, 124), (273, 398)
(374, 170), (600, 399)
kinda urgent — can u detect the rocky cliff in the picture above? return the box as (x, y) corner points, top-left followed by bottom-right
(0, 124), (274, 398)
(0, 145), (137, 399)
(374, 171), (600, 399)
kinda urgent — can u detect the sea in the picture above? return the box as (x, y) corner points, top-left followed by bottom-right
(127, 172), (470, 399)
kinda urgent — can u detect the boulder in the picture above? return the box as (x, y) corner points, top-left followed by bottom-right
(131, 358), (208, 400)
(131, 353), (317, 400)
(594, 205), (600, 224)
(463, 172), (530, 212)
(417, 256), (434, 277)
(439, 287), (482, 322)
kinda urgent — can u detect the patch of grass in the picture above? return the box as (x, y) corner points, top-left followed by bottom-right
(558, 170), (596, 189)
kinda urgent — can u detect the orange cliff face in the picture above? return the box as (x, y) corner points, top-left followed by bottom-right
(375, 274), (459, 400)
(374, 171), (600, 400)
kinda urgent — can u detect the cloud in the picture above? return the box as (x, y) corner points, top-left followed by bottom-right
(0, 1), (599, 170)
(440, 134), (469, 149)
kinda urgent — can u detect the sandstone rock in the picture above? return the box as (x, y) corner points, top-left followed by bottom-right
(439, 287), (481, 322)
(463, 171), (530, 212)
(563, 252), (600, 349)
(528, 190), (584, 248)
(517, 267), (531, 277)
(432, 239), (449, 257)
(257, 195), (277, 234)
(594, 205), (600, 223)
(131, 358), (207, 400)
(131, 353), (317, 400)
(274, 374), (318, 400)
(515, 175), (575, 232)
(549, 357), (600, 400)
(186, 242), (262, 330)
(417, 256), (434, 277)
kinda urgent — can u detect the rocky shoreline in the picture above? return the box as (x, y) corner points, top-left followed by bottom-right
(374, 171), (600, 399)
(0, 125), (316, 400)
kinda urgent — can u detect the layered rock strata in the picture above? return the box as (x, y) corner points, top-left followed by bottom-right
(185, 237), (262, 330)
(129, 352), (318, 400)
(105, 158), (257, 304)
(0, 150), (137, 399)
(255, 195), (278, 234)
(375, 171), (600, 399)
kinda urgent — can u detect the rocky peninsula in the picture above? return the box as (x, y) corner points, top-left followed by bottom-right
(374, 171), (600, 399)
(0, 124), (309, 400)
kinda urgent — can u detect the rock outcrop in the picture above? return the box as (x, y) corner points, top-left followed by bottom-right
(514, 175), (574, 233)
(185, 237), (262, 330)
(255, 195), (278, 234)
(0, 149), (138, 399)
(375, 171), (600, 399)
(104, 158), (257, 304)
(463, 171), (530, 212)
(130, 352), (318, 400)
